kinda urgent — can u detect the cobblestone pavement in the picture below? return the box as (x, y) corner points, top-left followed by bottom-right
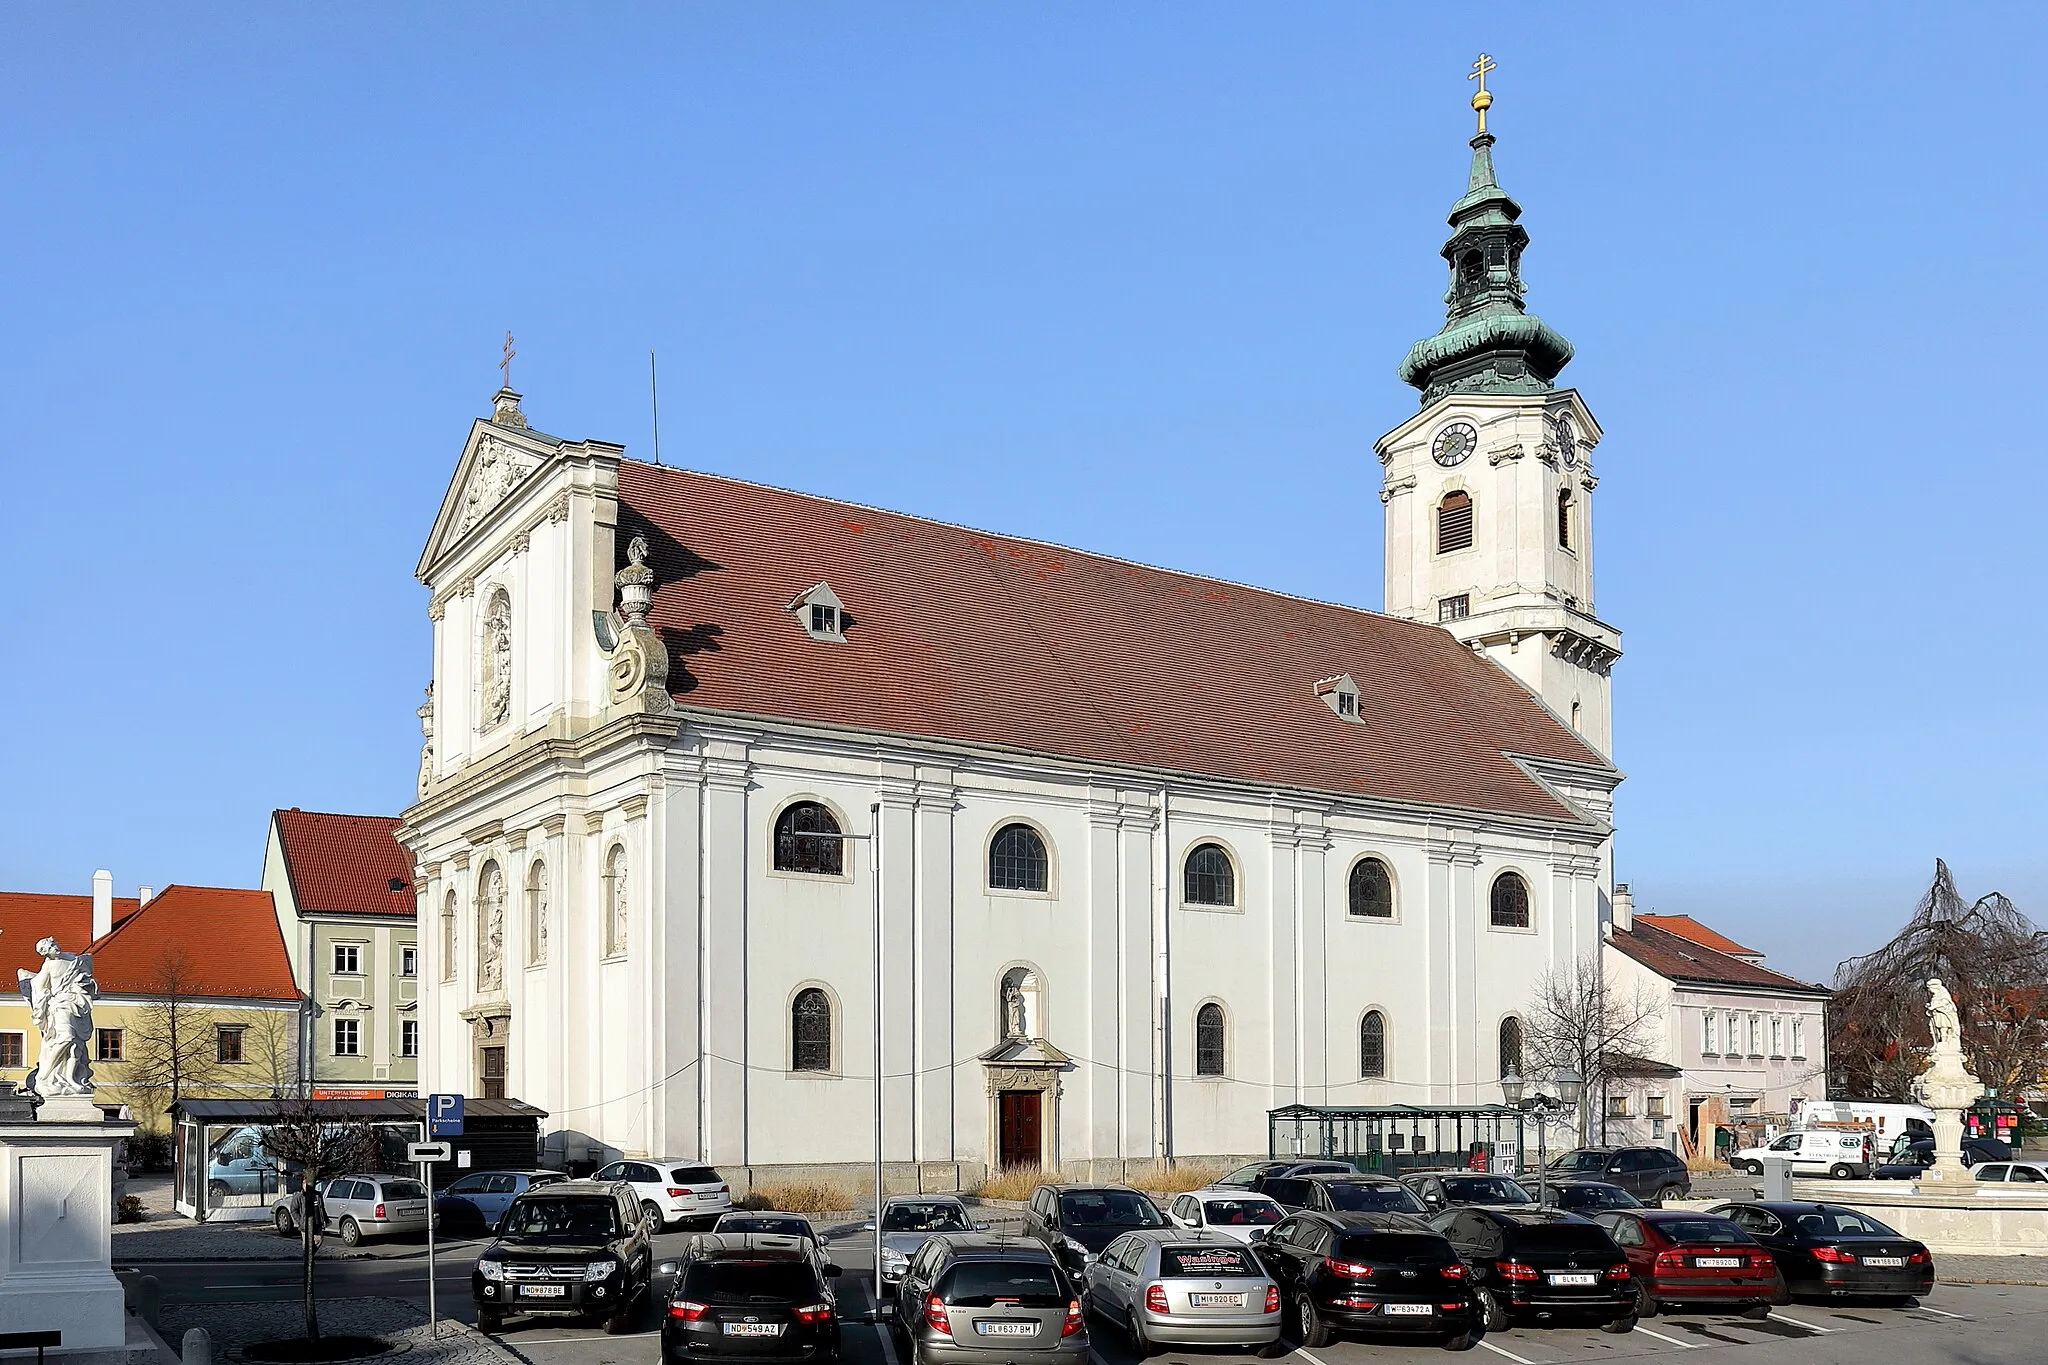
(161, 1296), (514, 1365)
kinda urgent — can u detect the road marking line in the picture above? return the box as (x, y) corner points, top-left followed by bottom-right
(1914, 1306), (1968, 1319)
(1633, 1325), (1698, 1349)
(874, 1323), (902, 1365)
(1767, 1311), (1834, 1332)
(1474, 1341), (1537, 1365)
(1292, 1350), (1333, 1365)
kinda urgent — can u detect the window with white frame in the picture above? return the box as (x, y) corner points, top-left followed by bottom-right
(1770, 1016), (1784, 1057)
(333, 1017), (361, 1056)
(1791, 1018), (1806, 1059)
(1747, 1014), (1762, 1056)
(401, 1020), (419, 1058)
(0, 1033), (22, 1069)
(332, 943), (362, 975)
(1607, 1094), (1630, 1117)
(400, 945), (417, 978)
(1647, 1095), (1668, 1118)
(1727, 1012), (1741, 1053)
(1701, 1011), (1717, 1054)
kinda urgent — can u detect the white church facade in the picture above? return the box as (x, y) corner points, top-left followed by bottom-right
(401, 105), (1626, 1184)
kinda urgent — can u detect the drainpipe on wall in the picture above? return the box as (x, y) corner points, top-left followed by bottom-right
(1155, 786), (1172, 1169)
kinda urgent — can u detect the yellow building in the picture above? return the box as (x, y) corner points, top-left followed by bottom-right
(0, 878), (302, 1130)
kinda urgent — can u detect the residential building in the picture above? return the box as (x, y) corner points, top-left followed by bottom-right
(0, 875), (300, 1128)
(260, 808), (420, 1097)
(402, 91), (1632, 1183)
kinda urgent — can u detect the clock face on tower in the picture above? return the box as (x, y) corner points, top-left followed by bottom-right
(1432, 421), (1478, 468)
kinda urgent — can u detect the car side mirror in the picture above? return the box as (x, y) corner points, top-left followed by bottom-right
(973, 1221), (989, 1231)
(861, 1221), (876, 1232)
(656, 1259), (682, 1277)
(825, 1264), (843, 1278)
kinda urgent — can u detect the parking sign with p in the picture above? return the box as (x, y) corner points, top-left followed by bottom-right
(428, 1092), (465, 1137)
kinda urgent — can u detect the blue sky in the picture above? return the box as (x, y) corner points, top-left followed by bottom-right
(3, 5), (2040, 985)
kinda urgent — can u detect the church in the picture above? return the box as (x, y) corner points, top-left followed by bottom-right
(401, 84), (1624, 1185)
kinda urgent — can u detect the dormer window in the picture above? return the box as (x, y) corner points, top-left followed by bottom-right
(788, 583), (847, 642)
(1315, 674), (1363, 722)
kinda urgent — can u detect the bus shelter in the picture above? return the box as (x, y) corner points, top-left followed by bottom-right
(1268, 1103), (1528, 1176)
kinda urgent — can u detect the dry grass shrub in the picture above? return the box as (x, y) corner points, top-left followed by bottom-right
(1124, 1165), (1224, 1194)
(973, 1166), (1051, 1201)
(972, 1164), (1222, 1199)
(740, 1181), (857, 1213)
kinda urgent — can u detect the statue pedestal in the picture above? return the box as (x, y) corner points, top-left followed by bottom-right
(1917, 1059), (1981, 1185)
(0, 1104), (135, 1361)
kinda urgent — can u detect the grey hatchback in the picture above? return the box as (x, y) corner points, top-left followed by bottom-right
(892, 1235), (1087, 1365)
(273, 1173), (431, 1244)
(1082, 1229), (1281, 1355)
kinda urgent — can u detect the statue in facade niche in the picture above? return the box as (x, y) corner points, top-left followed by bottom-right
(17, 937), (99, 1097)
(480, 591), (513, 730)
(1004, 981), (1028, 1040)
(417, 683), (435, 798)
(477, 863), (506, 994)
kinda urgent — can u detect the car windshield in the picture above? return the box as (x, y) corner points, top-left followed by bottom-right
(1323, 1183), (1426, 1214)
(1160, 1245), (1256, 1277)
(1654, 1218), (1751, 1245)
(883, 1203), (971, 1232)
(1444, 1177), (1534, 1204)
(1059, 1191), (1163, 1229)
(1334, 1233), (1453, 1266)
(500, 1197), (620, 1243)
(1217, 1165), (1270, 1187)
(1198, 1198), (1282, 1226)
(1793, 1208), (1901, 1239)
(1559, 1185), (1640, 1210)
(381, 1179), (427, 1200)
(720, 1217), (810, 1238)
(1547, 1151), (1611, 1174)
(941, 1262), (1065, 1307)
(682, 1261), (818, 1305)
(1507, 1223), (1615, 1252)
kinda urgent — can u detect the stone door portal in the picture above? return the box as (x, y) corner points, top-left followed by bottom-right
(998, 1090), (1042, 1170)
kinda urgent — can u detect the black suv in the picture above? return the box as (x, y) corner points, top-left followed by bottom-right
(1209, 1160), (1358, 1195)
(661, 1234), (844, 1365)
(1252, 1210), (1478, 1351)
(1263, 1175), (1428, 1218)
(1428, 1207), (1635, 1334)
(472, 1179), (653, 1334)
(1402, 1171), (1537, 1214)
(1022, 1184), (1167, 1273)
(1545, 1147), (1691, 1204)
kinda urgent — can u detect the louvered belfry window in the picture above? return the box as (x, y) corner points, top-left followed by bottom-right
(1438, 491), (1474, 553)
(1557, 488), (1573, 549)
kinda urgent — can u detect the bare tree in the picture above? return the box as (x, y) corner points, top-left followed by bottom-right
(1832, 860), (2048, 1101)
(119, 945), (221, 1128)
(245, 1009), (301, 1099)
(1519, 954), (1664, 1143)
(263, 1099), (378, 1342)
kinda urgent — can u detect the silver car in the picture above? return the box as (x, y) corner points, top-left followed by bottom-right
(1083, 1229), (1281, 1353)
(273, 1173), (432, 1245)
(869, 1196), (984, 1292)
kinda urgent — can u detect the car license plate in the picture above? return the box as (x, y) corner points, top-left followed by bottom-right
(976, 1322), (1037, 1337)
(396, 1204), (426, 1215)
(1189, 1293), (1244, 1308)
(1547, 1273), (1598, 1286)
(1694, 1257), (1743, 1268)
(722, 1323), (782, 1337)
(519, 1285), (567, 1298)
(1383, 1303), (1433, 1316)
(1862, 1256), (1904, 1267)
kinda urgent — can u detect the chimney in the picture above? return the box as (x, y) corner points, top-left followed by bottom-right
(92, 869), (113, 941)
(137, 886), (155, 906)
(1612, 882), (1634, 933)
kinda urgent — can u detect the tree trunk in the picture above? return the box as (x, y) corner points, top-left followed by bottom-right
(301, 1187), (320, 1341)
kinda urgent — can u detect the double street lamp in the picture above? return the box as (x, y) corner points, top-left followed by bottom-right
(1500, 1066), (1583, 1202)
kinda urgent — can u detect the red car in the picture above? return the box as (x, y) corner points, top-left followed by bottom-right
(1588, 1210), (1786, 1319)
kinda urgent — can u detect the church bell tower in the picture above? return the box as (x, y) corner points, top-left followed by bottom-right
(1377, 57), (1621, 756)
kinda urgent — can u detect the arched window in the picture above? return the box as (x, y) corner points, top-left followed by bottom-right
(526, 859), (549, 966)
(475, 861), (505, 993)
(1490, 872), (1531, 929)
(603, 845), (629, 957)
(1195, 1004), (1226, 1077)
(774, 802), (844, 875)
(791, 988), (832, 1072)
(1184, 844), (1235, 908)
(1557, 488), (1573, 550)
(1499, 1017), (1524, 1079)
(1437, 491), (1474, 554)
(1360, 1011), (1387, 1079)
(1348, 858), (1394, 919)
(988, 824), (1049, 892)
(440, 890), (457, 982)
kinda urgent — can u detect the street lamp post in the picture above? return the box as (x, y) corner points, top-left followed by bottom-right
(1502, 1068), (1582, 1204)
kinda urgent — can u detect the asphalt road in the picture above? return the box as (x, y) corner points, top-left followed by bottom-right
(141, 1224), (2048, 1365)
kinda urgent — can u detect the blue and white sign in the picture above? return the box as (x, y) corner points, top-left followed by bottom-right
(427, 1092), (465, 1137)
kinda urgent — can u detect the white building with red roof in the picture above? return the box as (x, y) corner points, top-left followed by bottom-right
(400, 101), (1632, 1182)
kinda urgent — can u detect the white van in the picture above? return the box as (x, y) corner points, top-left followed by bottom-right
(1789, 1099), (1935, 1145)
(1729, 1128), (1873, 1179)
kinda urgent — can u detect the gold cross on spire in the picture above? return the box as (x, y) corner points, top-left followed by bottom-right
(1468, 52), (1497, 136)
(499, 330), (517, 391)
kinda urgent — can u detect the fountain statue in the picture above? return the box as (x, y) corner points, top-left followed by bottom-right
(1912, 978), (1981, 1183)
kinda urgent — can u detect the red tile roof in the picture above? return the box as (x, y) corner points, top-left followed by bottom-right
(621, 462), (1609, 821)
(87, 885), (299, 1000)
(1635, 913), (1760, 960)
(1610, 919), (1828, 997)
(273, 809), (414, 917)
(0, 892), (139, 984)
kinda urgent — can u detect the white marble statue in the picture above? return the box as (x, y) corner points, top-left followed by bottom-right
(17, 937), (99, 1096)
(1003, 982), (1028, 1039)
(1927, 977), (1962, 1055)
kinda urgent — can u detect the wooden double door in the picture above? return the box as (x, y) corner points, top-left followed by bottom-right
(998, 1090), (1042, 1170)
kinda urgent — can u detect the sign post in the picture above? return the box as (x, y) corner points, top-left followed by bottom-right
(420, 1096), (464, 1340)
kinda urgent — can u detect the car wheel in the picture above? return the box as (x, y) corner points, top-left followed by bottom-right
(1479, 1288), (1510, 1335)
(207, 1180), (230, 1202)
(1742, 1160), (1764, 1176)
(1126, 1308), (1159, 1359)
(1654, 1185), (1684, 1207)
(1440, 1329), (1477, 1352)
(275, 1208), (295, 1238)
(641, 1200), (665, 1229)
(1294, 1293), (1334, 1350)
(476, 1308), (503, 1334)
(1632, 1279), (1656, 1319)
(1743, 1303), (1772, 1320)
(1599, 1312), (1639, 1336)
(339, 1216), (363, 1247)
(604, 1297), (636, 1335)
(1829, 1164), (1856, 1180)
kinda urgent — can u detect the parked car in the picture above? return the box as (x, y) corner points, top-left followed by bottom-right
(1083, 1229), (1282, 1355)
(661, 1233), (843, 1365)
(1871, 1143), (2016, 1180)
(868, 1196), (983, 1292)
(1165, 1190), (1286, 1242)
(591, 1158), (733, 1229)
(1706, 1201), (1934, 1303)
(273, 1173), (431, 1245)
(1971, 1160), (2048, 1185)
(890, 1234), (1087, 1365)
(1727, 1130), (1872, 1179)
(436, 1171), (568, 1233)
(1402, 1172), (1536, 1213)
(1539, 1181), (1641, 1215)
(1587, 1209), (1786, 1319)
(1544, 1147), (1691, 1203)
(473, 1179), (655, 1334)
(1428, 1206), (1637, 1335)
(207, 1126), (281, 1201)
(713, 1211), (823, 1245)
(1022, 1183), (1167, 1272)
(1263, 1174), (1429, 1217)
(1208, 1160), (1357, 1195)
(1900, 1135), (2010, 1166)
(1251, 1209), (1479, 1351)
